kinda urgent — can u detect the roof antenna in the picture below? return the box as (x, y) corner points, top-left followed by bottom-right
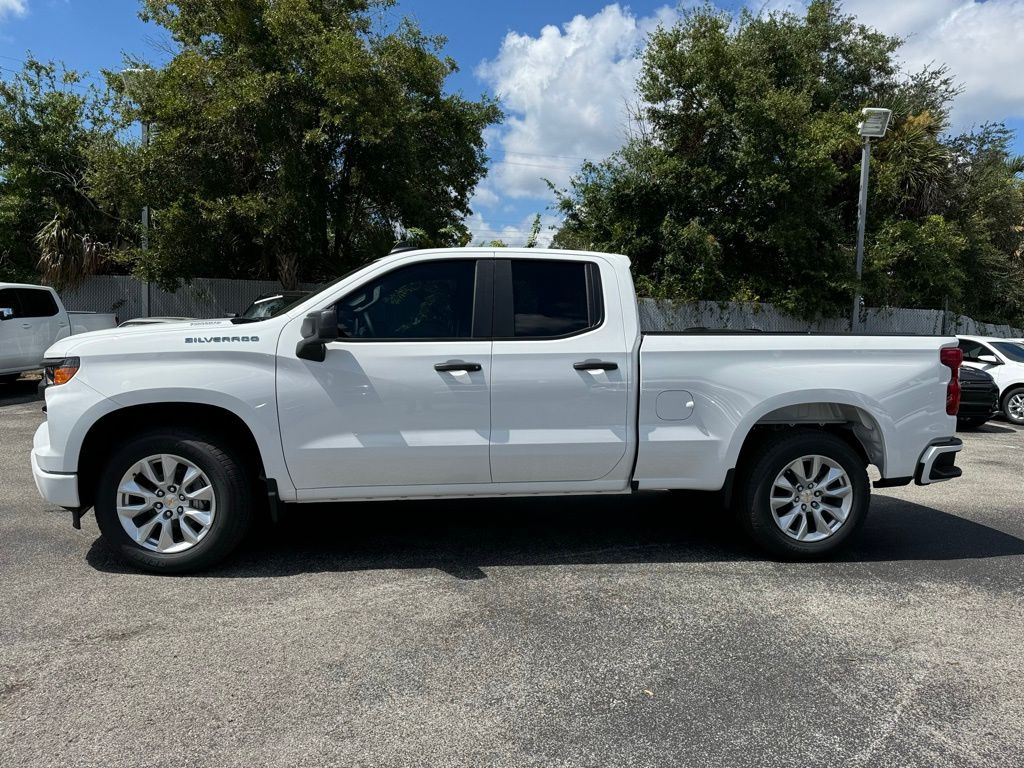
(389, 240), (417, 255)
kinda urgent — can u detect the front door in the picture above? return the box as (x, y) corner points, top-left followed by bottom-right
(277, 257), (494, 490)
(488, 257), (630, 483)
(0, 288), (26, 373)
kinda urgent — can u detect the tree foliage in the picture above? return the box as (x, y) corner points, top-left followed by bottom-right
(0, 60), (126, 288)
(108, 0), (501, 287)
(552, 0), (1024, 324)
(1, 0), (501, 289)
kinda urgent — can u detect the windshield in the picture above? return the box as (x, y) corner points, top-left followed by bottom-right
(231, 262), (379, 324)
(238, 293), (308, 320)
(993, 341), (1024, 363)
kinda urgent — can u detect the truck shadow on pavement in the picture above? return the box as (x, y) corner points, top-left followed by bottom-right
(0, 376), (42, 406)
(85, 491), (1024, 578)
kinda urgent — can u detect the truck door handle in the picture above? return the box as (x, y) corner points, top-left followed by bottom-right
(21, 322), (32, 329)
(434, 361), (482, 372)
(574, 360), (618, 371)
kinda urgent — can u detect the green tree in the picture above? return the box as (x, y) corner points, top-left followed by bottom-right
(0, 60), (126, 288)
(92, 0), (501, 288)
(552, 1), (1024, 324)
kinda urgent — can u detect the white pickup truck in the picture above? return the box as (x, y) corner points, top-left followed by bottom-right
(31, 248), (964, 573)
(0, 282), (117, 382)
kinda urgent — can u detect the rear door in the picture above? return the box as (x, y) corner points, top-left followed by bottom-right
(0, 288), (26, 372)
(488, 257), (630, 483)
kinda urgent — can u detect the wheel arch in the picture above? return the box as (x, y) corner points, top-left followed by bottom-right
(729, 399), (886, 482)
(77, 402), (271, 509)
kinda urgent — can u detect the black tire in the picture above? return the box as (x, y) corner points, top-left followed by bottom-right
(94, 428), (252, 573)
(736, 430), (869, 559)
(1000, 387), (1024, 426)
(956, 416), (989, 431)
(0, 373), (20, 384)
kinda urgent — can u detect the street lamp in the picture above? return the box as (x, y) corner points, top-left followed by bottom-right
(852, 106), (892, 332)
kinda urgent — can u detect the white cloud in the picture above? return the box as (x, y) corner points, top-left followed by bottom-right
(841, 0), (1024, 127)
(476, 4), (677, 200)
(468, 0), (1023, 219)
(756, 1), (1024, 128)
(0, 0), (27, 20)
(466, 210), (560, 248)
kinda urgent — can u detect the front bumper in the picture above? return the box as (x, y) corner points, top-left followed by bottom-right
(31, 422), (80, 507)
(914, 437), (963, 485)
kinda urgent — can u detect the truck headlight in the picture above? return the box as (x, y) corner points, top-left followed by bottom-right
(42, 357), (80, 387)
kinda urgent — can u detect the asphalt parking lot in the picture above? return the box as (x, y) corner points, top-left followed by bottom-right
(2, 377), (1024, 767)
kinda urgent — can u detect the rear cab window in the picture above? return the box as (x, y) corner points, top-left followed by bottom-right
(495, 259), (604, 339)
(14, 288), (59, 318)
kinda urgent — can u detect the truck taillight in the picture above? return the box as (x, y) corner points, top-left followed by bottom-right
(940, 347), (962, 415)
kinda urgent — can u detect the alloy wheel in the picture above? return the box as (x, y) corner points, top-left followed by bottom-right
(769, 454), (854, 542)
(115, 454), (217, 553)
(1007, 393), (1024, 422)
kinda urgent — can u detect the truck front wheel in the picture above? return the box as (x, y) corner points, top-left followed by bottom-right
(737, 431), (869, 558)
(94, 429), (253, 573)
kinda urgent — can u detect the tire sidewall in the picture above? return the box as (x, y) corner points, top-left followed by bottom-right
(743, 433), (869, 558)
(1001, 388), (1024, 425)
(94, 431), (249, 573)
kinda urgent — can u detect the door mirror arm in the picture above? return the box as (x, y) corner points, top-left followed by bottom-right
(296, 309), (341, 362)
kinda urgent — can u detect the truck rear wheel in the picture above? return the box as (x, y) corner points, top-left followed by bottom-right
(736, 431), (869, 558)
(94, 429), (252, 573)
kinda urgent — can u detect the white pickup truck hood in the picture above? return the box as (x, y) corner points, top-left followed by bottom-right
(44, 318), (239, 358)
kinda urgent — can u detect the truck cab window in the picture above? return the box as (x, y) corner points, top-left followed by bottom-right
(0, 289), (22, 318)
(15, 289), (59, 318)
(511, 260), (596, 338)
(336, 259), (477, 340)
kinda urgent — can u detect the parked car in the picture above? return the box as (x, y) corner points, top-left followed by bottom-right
(0, 282), (117, 383)
(33, 248), (964, 573)
(956, 365), (999, 429)
(119, 317), (195, 328)
(236, 291), (310, 321)
(957, 336), (1024, 425)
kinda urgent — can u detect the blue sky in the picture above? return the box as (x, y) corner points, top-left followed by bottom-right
(2, 0), (1023, 246)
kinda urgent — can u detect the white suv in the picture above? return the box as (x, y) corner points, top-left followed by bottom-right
(957, 336), (1024, 425)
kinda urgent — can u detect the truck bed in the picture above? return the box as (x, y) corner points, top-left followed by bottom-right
(633, 332), (956, 490)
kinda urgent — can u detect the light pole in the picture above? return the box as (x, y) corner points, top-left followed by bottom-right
(852, 107), (892, 332)
(121, 68), (154, 316)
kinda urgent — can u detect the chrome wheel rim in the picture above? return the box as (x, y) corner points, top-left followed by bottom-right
(769, 454), (853, 542)
(1007, 393), (1024, 422)
(116, 454), (217, 553)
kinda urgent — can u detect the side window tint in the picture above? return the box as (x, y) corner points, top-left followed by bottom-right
(15, 289), (59, 318)
(336, 260), (477, 340)
(511, 260), (596, 338)
(0, 289), (20, 318)
(958, 340), (983, 361)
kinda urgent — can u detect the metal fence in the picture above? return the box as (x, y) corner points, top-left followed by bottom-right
(60, 275), (1024, 338)
(60, 276), (319, 321)
(639, 298), (1024, 337)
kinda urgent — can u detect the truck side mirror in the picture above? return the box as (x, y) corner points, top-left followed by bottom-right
(296, 308), (340, 362)
(0, 307), (12, 321)
(977, 354), (1001, 365)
